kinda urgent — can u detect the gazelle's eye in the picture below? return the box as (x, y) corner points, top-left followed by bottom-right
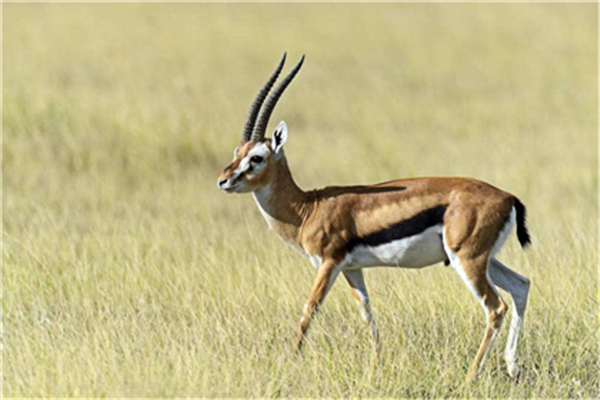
(250, 156), (264, 164)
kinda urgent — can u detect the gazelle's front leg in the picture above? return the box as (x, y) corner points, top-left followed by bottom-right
(343, 269), (380, 348)
(295, 259), (342, 353)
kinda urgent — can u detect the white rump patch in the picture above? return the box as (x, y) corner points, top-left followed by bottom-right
(491, 207), (516, 257)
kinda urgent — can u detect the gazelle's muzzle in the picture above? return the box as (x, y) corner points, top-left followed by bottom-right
(218, 175), (240, 192)
(218, 162), (243, 192)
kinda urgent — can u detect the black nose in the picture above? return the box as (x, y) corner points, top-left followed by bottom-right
(218, 179), (228, 187)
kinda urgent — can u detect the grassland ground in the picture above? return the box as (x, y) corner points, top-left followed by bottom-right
(2, 3), (599, 398)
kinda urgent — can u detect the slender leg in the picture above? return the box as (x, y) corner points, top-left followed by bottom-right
(488, 257), (530, 378)
(446, 251), (508, 381)
(343, 269), (380, 348)
(295, 259), (342, 353)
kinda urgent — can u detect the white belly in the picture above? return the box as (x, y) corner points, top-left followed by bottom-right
(345, 224), (446, 269)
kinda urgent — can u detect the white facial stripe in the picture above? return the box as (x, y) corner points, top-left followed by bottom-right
(223, 143), (272, 189)
(247, 144), (271, 159)
(234, 144), (271, 175)
(234, 158), (249, 175)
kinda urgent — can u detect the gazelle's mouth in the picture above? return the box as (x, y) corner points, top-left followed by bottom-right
(221, 182), (241, 193)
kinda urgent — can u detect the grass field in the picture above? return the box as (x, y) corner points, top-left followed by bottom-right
(2, 3), (599, 398)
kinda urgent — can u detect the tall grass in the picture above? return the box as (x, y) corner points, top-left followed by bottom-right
(2, 3), (598, 398)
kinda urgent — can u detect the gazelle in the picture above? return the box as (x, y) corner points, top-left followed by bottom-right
(217, 54), (531, 381)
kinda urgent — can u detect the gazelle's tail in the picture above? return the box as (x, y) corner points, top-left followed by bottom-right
(514, 198), (531, 249)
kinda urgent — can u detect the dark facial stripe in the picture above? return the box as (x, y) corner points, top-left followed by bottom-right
(346, 205), (447, 252)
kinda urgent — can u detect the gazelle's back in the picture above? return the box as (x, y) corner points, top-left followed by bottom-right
(301, 177), (516, 265)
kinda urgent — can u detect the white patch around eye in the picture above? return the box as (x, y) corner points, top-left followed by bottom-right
(247, 143), (271, 159)
(237, 144), (271, 174)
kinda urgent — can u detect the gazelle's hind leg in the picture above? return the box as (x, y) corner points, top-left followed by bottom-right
(444, 245), (508, 381)
(488, 257), (530, 378)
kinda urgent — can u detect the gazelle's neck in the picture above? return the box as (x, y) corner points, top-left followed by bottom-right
(252, 155), (311, 245)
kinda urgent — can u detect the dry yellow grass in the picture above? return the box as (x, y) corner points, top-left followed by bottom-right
(2, 3), (598, 398)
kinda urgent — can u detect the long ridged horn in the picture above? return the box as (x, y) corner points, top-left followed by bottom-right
(241, 53), (287, 142)
(251, 55), (305, 142)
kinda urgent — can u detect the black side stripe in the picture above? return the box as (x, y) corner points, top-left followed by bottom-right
(346, 205), (447, 252)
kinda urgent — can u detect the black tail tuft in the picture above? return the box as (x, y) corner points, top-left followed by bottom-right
(514, 198), (531, 249)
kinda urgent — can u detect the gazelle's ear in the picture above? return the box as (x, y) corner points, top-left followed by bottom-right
(271, 121), (288, 154)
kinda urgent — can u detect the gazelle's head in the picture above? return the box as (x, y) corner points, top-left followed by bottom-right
(218, 54), (304, 193)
